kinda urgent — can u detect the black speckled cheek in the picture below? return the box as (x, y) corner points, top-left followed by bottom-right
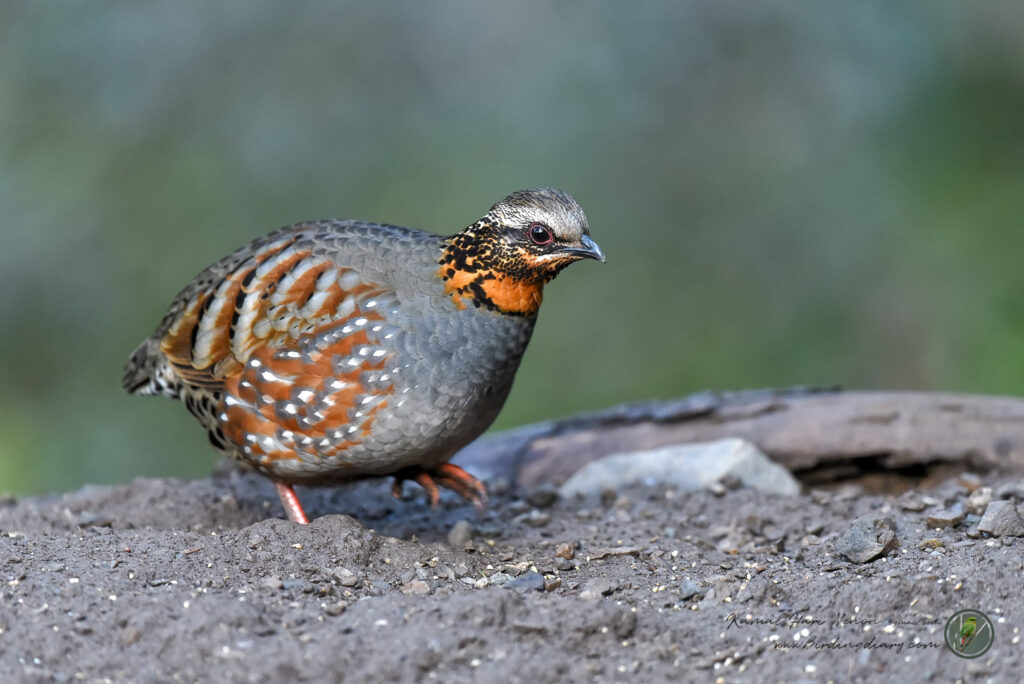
(438, 220), (560, 313)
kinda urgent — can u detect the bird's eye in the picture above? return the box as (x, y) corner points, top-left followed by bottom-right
(527, 223), (553, 245)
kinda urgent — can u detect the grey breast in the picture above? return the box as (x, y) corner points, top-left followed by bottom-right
(306, 224), (539, 477)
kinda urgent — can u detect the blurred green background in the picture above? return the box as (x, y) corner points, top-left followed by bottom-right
(3, 2), (1024, 495)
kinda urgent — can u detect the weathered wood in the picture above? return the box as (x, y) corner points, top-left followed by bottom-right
(457, 389), (1024, 488)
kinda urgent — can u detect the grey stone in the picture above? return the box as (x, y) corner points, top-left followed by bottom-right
(966, 487), (993, 515)
(517, 510), (551, 528)
(958, 473), (984, 492)
(506, 571), (545, 594)
(897, 491), (927, 512)
(559, 438), (800, 498)
(834, 516), (899, 563)
(996, 480), (1024, 500)
(259, 575), (284, 590)
(331, 566), (358, 587)
(977, 500), (1024, 537)
(678, 579), (701, 600)
(525, 484), (560, 509)
(282, 579), (313, 593)
(555, 557), (575, 571)
(447, 520), (474, 548)
(487, 572), (511, 585)
(925, 503), (965, 529)
(323, 601), (348, 616)
(579, 577), (618, 600)
(400, 580), (431, 595)
(554, 542), (575, 560)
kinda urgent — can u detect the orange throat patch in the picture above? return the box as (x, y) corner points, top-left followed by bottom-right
(439, 264), (544, 316)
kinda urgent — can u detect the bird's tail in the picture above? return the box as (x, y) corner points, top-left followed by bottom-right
(122, 338), (179, 398)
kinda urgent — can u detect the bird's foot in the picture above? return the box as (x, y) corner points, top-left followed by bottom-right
(391, 463), (488, 512)
(274, 481), (310, 525)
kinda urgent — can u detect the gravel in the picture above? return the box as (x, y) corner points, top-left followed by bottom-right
(1, 466), (1022, 681)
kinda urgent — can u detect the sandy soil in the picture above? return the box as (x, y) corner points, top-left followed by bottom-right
(1, 460), (1021, 683)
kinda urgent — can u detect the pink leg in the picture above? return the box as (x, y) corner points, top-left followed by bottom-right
(274, 481), (309, 524)
(391, 464), (488, 512)
(392, 471), (443, 508)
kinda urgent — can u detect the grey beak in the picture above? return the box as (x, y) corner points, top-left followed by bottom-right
(561, 234), (606, 263)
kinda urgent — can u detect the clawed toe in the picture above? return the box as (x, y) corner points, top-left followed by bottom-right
(391, 464), (488, 511)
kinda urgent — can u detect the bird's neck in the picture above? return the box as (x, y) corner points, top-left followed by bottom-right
(437, 224), (547, 316)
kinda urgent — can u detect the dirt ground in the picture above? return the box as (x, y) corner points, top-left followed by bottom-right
(1, 454), (1021, 683)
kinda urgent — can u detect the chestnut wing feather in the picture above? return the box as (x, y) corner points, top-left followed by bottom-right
(158, 225), (388, 392)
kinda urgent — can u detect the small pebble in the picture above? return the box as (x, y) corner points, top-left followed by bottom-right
(599, 489), (618, 507)
(506, 500), (530, 515)
(678, 579), (701, 600)
(719, 474), (743, 491)
(506, 572), (545, 594)
(543, 577), (561, 592)
(282, 579), (313, 593)
(834, 516), (898, 564)
(525, 484), (559, 509)
(260, 575), (284, 590)
(73, 511), (114, 528)
(995, 480), (1024, 500)
(958, 473), (983, 492)
(967, 487), (993, 515)
(810, 490), (831, 505)
(519, 510), (550, 528)
(555, 542), (575, 560)
(897, 492), (927, 512)
(332, 567), (358, 587)
(400, 580), (431, 595)
(448, 520), (474, 548)
(834, 484), (864, 501)
(579, 577), (617, 600)
(121, 627), (142, 646)
(918, 539), (944, 550)
(925, 503), (965, 529)
(324, 601), (348, 616)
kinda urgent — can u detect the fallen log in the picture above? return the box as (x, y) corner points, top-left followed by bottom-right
(458, 389), (1024, 488)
